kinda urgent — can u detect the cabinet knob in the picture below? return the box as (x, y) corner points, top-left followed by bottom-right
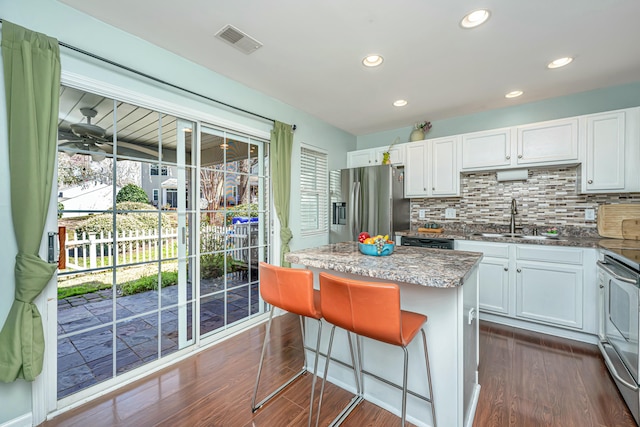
(506, 155), (511, 160)
(504, 267), (508, 271)
(588, 179), (593, 184)
(432, 187), (435, 191)
(518, 154), (523, 159)
(423, 188), (426, 191)
(517, 268), (522, 273)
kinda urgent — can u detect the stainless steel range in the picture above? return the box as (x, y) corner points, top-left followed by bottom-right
(598, 246), (640, 425)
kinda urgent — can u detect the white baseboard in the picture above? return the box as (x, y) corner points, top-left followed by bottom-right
(0, 413), (32, 427)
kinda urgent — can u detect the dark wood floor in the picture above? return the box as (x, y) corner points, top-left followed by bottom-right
(42, 314), (636, 427)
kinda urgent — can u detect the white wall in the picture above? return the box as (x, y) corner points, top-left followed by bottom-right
(0, 0), (355, 424)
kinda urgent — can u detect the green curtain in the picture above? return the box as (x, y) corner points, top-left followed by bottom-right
(0, 21), (61, 382)
(270, 121), (293, 267)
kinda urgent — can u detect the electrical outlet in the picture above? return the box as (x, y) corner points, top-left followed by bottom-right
(419, 209), (427, 219)
(445, 208), (456, 219)
(585, 208), (595, 221)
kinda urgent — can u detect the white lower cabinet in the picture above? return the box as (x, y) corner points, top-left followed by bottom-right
(515, 261), (583, 328)
(455, 240), (598, 337)
(477, 257), (509, 314)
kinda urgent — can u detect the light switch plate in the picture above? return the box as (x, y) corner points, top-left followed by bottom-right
(585, 208), (595, 221)
(419, 209), (427, 219)
(445, 208), (456, 219)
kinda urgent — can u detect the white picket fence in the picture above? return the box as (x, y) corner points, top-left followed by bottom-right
(64, 224), (257, 271)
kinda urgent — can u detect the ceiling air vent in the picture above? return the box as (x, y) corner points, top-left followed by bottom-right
(215, 25), (263, 55)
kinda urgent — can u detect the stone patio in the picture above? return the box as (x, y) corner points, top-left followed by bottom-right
(57, 275), (260, 399)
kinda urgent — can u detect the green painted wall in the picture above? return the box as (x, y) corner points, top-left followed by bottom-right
(0, 0), (355, 424)
(357, 81), (640, 150)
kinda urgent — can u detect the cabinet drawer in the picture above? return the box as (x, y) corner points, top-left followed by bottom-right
(516, 245), (583, 265)
(456, 240), (510, 258)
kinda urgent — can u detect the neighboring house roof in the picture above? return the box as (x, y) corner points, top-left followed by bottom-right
(161, 178), (177, 189)
(58, 183), (120, 217)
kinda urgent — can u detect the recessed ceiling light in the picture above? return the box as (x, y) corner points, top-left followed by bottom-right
(362, 54), (384, 67)
(393, 99), (408, 107)
(505, 90), (523, 99)
(460, 9), (490, 28)
(547, 57), (573, 69)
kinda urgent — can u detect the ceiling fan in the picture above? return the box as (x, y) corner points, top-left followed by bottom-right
(58, 107), (161, 161)
(58, 107), (110, 161)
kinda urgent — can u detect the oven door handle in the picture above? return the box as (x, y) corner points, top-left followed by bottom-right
(597, 260), (637, 284)
(598, 341), (639, 391)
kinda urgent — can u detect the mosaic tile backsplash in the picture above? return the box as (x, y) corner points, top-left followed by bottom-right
(410, 166), (640, 237)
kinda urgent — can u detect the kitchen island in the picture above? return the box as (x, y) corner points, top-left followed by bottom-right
(285, 242), (482, 427)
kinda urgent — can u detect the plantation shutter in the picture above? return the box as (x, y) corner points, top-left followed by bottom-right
(300, 146), (328, 235)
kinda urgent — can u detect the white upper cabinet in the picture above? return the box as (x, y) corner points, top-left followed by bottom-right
(347, 149), (375, 167)
(431, 137), (460, 196)
(405, 136), (460, 198)
(347, 145), (405, 168)
(461, 117), (578, 171)
(461, 128), (512, 170)
(374, 145), (405, 165)
(404, 141), (429, 197)
(516, 118), (578, 165)
(578, 107), (640, 193)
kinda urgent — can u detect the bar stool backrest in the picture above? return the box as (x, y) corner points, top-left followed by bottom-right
(259, 262), (321, 319)
(319, 272), (403, 346)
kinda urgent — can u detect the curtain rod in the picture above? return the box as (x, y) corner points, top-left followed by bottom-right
(0, 18), (297, 130)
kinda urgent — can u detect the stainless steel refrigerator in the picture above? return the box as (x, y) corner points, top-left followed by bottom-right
(329, 164), (410, 243)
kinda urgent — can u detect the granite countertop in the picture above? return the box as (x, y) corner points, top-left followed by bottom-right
(397, 230), (603, 248)
(284, 241), (483, 288)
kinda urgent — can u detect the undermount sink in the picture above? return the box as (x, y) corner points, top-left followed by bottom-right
(471, 232), (560, 240)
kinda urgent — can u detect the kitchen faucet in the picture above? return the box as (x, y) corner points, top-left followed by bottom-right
(509, 198), (518, 233)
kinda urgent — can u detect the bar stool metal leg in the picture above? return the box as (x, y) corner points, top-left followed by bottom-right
(252, 307), (322, 424)
(315, 327), (362, 427)
(422, 329), (436, 427)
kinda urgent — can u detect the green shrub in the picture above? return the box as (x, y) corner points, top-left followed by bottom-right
(74, 202), (172, 236)
(57, 202), (64, 219)
(119, 271), (178, 296)
(116, 184), (149, 204)
(201, 253), (237, 279)
(114, 202), (154, 211)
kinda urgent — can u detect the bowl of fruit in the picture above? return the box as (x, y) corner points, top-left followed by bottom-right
(357, 232), (395, 256)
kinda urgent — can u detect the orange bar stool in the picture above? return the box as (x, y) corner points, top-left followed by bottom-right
(251, 262), (323, 426)
(316, 272), (436, 427)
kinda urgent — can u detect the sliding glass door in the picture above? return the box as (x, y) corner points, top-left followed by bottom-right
(198, 126), (269, 338)
(55, 86), (270, 404)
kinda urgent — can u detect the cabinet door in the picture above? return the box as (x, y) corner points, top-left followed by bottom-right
(347, 150), (374, 168)
(516, 118), (578, 165)
(431, 137), (460, 196)
(404, 142), (428, 197)
(515, 261), (583, 329)
(374, 145), (405, 165)
(583, 111), (625, 191)
(478, 257), (510, 314)
(461, 128), (512, 170)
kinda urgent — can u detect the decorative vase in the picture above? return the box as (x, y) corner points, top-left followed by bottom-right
(410, 128), (425, 142)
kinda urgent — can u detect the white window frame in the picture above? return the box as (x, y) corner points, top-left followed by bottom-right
(300, 144), (328, 236)
(150, 165), (168, 176)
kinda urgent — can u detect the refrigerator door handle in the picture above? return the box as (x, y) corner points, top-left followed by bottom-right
(353, 181), (361, 236)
